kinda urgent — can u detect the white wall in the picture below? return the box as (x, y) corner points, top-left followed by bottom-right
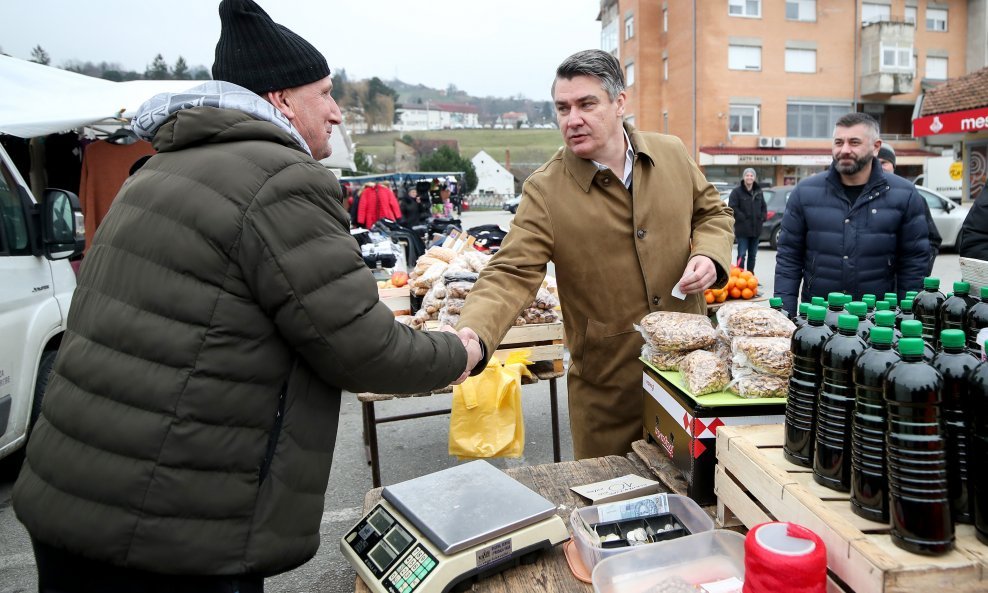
(471, 150), (515, 195)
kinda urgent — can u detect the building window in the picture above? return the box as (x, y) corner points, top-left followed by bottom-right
(729, 105), (760, 135)
(787, 102), (851, 138)
(729, 45), (762, 70)
(663, 8), (668, 32)
(625, 13), (634, 39)
(861, 2), (890, 24)
(601, 20), (618, 57)
(881, 42), (914, 71)
(663, 57), (669, 80)
(904, 6), (917, 26)
(786, 0), (815, 21)
(728, 0), (760, 18)
(785, 48), (816, 73)
(626, 62), (635, 86)
(926, 8), (947, 31)
(926, 56), (948, 80)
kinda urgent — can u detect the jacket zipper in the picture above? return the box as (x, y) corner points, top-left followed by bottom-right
(259, 387), (287, 484)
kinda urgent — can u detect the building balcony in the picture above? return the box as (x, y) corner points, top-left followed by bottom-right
(861, 71), (915, 98)
(860, 19), (915, 99)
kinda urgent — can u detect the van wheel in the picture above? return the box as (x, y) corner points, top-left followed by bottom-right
(770, 226), (782, 250)
(29, 351), (57, 433)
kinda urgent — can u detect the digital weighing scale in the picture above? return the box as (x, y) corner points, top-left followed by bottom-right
(342, 460), (569, 593)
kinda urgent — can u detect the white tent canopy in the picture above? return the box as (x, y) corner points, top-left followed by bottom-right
(0, 54), (355, 169)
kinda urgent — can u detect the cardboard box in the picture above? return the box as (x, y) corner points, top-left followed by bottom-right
(641, 361), (786, 505)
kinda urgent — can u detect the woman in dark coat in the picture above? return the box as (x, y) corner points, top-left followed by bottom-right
(728, 167), (768, 272)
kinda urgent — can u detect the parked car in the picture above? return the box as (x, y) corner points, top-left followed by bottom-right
(757, 186), (795, 249)
(917, 184), (970, 248)
(503, 194), (521, 214)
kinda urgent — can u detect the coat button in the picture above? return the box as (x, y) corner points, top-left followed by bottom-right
(653, 296), (660, 305)
(843, 255), (848, 260)
(637, 229), (646, 239)
(844, 219), (849, 224)
(603, 177), (611, 185)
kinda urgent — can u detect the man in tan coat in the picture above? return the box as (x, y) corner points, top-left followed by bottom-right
(457, 50), (734, 459)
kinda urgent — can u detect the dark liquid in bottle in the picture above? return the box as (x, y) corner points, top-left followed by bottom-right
(851, 341), (900, 522)
(933, 345), (979, 524)
(814, 326), (866, 491)
(970, 361), (988, 544)
(784, 320), (834, 467)
(914, 288), (945, 346)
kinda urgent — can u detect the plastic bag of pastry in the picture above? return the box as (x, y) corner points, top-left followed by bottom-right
(395, 315), (416, 327)
(411, 255), (444, 278)
(714, 300), (762, 330)
(410, 261), (447, 294)
(637, 311), (717, 352)
(722, 307), (796, 340)
(513, 316), (527, 326)
(421, 283), (446, 317)
(438, 310), (460, 327)
(461, 250), (491, 273)
(531, 287), (559, 310)
(679, 350), (730, 395)
(728, 369), (789, 399)
(732, 336), (793, 377)
(704, 334), (733, 362)
(446, 281), (475, 300)
(442, 298), (466, 316)
(425, 245), (458, 263)
(641, 344), (690, 371)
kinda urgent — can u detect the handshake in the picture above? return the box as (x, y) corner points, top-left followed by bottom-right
(441, 325), (483, 385)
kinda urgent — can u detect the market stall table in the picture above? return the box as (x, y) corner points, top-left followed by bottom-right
(359, 322), (565, 487)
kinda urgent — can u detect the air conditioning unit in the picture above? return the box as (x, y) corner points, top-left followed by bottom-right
(773, 137), (787, 148)
(757, 136), (773, 148)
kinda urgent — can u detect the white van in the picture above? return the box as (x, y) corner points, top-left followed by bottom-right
(0, 142), (84, 461)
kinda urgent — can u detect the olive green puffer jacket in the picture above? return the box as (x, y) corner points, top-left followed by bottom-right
(13, 106), (466, 576)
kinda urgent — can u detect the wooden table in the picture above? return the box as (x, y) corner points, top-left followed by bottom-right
(358, 322), (565, 487)
(353, 455), (655, 593)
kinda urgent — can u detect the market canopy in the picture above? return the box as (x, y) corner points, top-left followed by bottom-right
(0, 54), (355, 169)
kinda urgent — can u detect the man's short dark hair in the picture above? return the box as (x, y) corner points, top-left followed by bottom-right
(834, 112), (881, 140)
(551, 50), (625, 101)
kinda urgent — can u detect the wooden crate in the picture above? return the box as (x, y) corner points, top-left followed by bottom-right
(715, 424), (988, 593)
(424, 320), (565, 374)
(379, 286), (411, 315)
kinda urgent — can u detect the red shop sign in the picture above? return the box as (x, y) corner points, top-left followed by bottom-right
(913, 106), (988, 137)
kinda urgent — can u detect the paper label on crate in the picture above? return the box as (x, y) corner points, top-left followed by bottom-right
(570, 474), (661, 504)
(699, 577), (744, 593)
(475, 538), (512, 569)
(596, 493), (670, 523)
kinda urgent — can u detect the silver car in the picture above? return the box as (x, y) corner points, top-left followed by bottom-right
(917, 184), (970, 248)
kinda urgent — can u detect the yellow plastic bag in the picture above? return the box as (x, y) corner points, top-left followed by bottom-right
(449, 351), (532, 460)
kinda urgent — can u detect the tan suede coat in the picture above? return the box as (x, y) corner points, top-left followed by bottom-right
(457, 125), (734, 459)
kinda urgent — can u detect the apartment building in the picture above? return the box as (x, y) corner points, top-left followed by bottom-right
(599, 0), (985, 185)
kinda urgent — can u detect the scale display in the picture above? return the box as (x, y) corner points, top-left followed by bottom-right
(342, 461), (569, 593)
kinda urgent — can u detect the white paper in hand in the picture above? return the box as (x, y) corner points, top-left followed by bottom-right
(671, 284), (687, 300)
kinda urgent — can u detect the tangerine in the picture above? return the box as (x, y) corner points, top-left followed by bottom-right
(747, 277), (759, 290)
(730, 267), (741, 277)
(716, 291), (728, 303)
(740, 270), (754, 280)
(730, 287), (742, 299)
(726, 278), (735, 290)
(741, 287), (754, 299)
(705, 291), (715, 304)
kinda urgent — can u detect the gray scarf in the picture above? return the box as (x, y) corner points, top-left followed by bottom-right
(131, 80), (311, 156)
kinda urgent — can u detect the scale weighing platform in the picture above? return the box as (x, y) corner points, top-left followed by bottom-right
(342, 460), (569, 593)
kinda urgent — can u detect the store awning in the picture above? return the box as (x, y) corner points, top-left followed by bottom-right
(913, 106), (988, 138)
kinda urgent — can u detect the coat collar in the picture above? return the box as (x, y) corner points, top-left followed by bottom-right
(825, 157), (888, 193)
(563, 122), (656, 192)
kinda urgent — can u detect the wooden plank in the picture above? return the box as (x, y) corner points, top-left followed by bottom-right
(501, 322), (565, 343)
(493, 344), (564, 364)
(714, 464), (772, 527)
(630, 439), (690, 497)
(761, 447), (814, 474)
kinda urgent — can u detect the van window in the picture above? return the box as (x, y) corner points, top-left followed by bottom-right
(0, 163), (30, 255)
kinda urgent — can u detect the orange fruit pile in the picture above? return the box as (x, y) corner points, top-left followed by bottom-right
(704, 266), (759, 304)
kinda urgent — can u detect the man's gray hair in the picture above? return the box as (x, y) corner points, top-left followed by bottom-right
(834, 112), (881, 141)
(551, 50), (625, 100)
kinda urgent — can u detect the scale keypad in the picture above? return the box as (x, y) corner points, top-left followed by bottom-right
(384, 545), (437, 593)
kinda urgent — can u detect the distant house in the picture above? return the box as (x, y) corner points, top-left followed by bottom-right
(471, 150), (516, 196)
(395, 102), (480, 131)
(500, 111), (529, 128)
(394, 138), (461, 172)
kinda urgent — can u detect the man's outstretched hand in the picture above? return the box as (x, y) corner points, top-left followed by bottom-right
(441, 325), (482, 385)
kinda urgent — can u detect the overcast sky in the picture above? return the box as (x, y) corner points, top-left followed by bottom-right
(0, 0), (602, 100)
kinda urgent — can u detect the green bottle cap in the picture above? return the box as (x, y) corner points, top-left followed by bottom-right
(953, 281), (970, 295)
(870, 327), (893, 345)
(901, 298), (914, 312)
(884, 292), (897, 301)
(770, 297), (783, 308)
(846, 301), (868, 318)
(799, 302), (811, 315)
(924, 277), (940, 289)
(876, 300), (891, 311)
(838, 314), (859, 331)
(905, 291), (918, 299)
(874, 310), (897, 328)
(807, 305), (827, 322)
(940, 329), (966, 348)
(981, 286), (988, 299)
(899, 337), (925, 356)
(811, 296), (827, 307)
(900, 320), (923, 338)
(828, 292), (845, 306)
(885, 294), (898, 307)
(862, 294), (877, 308)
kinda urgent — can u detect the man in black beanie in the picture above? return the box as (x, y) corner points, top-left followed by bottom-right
(877, 144), (896, 173)
(13, 1), (480, 591)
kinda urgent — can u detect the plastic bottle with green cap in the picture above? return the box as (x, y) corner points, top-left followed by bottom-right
(875, 300), (891, 313)
(966, 286), (988, 357)
(901, 319), (935, 362)
(933, 329), (980, 524)
(862, 294), (877, 321)
(968, 345), (988, 543)
(784, 304), (833, 467)
(811, 296), (826, 309)
(885, 337), (953, 555)
(825, 292), (851, 332)
(814, 314), (867, 492)
(899, 297), (916, 327)
(845, 301), (873, 341)
(914, 277), (946, 346)
(906, 290), (919, 301)
(874, 309), (902, 346)
(794, 301), (811, 330)
(941, 282), (977, 342)
(769, 297), (784, 314)
(850, 325), (899, 522)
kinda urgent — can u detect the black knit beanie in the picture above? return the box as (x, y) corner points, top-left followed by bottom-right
(877, 145), (896, 167)
(212, 0), (330, 95)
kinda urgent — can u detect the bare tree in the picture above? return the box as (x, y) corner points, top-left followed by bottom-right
(30, 45), (50, 65)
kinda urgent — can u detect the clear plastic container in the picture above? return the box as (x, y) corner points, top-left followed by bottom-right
(570, 493), (714, 572)
(591, 530), (746, 593)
